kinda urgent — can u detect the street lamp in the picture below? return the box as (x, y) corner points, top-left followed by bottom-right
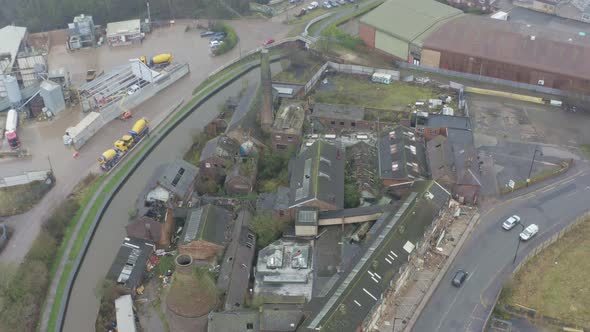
(526, 148), (543, 186)
(512, 223), (525, 264)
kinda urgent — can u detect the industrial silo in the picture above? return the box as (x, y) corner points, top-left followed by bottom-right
(4, 75), (22, 104)
(40, 80), (65, 114)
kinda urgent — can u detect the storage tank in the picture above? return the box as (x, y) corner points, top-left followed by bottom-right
(6, 109), (18, 133)
(40, 80), (66, 114)
(4, 75), (22, 104)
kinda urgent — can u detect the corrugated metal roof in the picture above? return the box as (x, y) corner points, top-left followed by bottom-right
(0, 25), (27, 73)
(106, 19), (141, 36)
(360, 0), (462, 46)
(423, 15), (590, 80)
(115, 295), (137, 332)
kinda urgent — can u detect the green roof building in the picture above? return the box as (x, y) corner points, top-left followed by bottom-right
(358, 0), (462, 62)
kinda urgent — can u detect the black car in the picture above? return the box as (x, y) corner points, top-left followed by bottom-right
(200, 30), (216, 37)
(210, 34), (226, 42)
(452, 270), (468, 287)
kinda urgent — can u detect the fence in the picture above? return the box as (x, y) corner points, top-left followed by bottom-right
(395, 61), (590, 102)
(0, 170), (51, 188)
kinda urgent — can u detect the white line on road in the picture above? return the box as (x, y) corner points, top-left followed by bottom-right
(371, 276), (379, 283)
(363, 288), (378, 301)
(354, 300), (362, 307)
(374, 272), (382, 279)
(390, 251), (398, 257)
(565, 191), (578, 198)
(367, 270), (374, 277)
(385, 258), (392, 264)
(387, 254), (395, 261)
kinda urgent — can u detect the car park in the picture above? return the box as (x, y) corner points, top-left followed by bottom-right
(200, 30), (215, 37)
(519, 224), (539, 241)
(452, 270), (468, 287)
(502, 215), (521, 230)
(323, 1), (332, 8)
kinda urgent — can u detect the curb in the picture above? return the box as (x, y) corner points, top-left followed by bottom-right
(404, 213), (481, 332)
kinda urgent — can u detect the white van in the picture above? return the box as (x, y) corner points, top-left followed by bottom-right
(308, 1), (319, 10)
(519, 224), (539, 241)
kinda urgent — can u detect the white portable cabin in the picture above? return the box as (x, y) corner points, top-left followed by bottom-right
(371, 72), (392, 85)
(6, 109), (17, 133)
(490, 11), (509, 21)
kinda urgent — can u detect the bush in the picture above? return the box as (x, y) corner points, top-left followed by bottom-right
(319, 25), (363, 51)
(250, 211), (287, 248)
(213, 24), (239, 56)
(44, 199), (80, 243)
(344, 181), (361, 208)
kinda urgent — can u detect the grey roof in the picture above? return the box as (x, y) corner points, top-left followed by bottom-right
(272, 83), (303, 98)
(200, 135), (240, 162)
(454, 143), (482, 187)
(106, 19), (140, 36)
(272, 102), (305, 136)
(295, 207), (319, 226)
(107, 237), (154, 291)
(428, 181), (451, 210)
(208, 310), (260, 332)
(415, 113), (472, 130)
(227, 84), (259, 132)
(157, 159), (198, 199)
(218, 210), (256, 311)
(347, 141), (379, 193)
(260, 305), (304, 331)
(426, 135), (456, 182)
(0, 25), (26, 73)
(180, 204), (232, 246)
(289, 141), (345, 209)
(257, 186), (291, 212)
(378, 126), (429, 181)
(310, 103), (365, 121)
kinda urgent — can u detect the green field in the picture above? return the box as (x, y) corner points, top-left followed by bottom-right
(503, 217), (590, 327)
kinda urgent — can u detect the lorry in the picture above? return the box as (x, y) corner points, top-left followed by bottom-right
(99, 118), (149, 170)
(139, 54), (173, 68)
(5, 109), (20, 149)
(98, 148), (122, 171)
(113, 118), (149, 152)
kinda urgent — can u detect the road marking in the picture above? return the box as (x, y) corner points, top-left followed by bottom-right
(367, 270), (374, 277)
(354, 300), (362, 307)
(565, 191), (578, 198)
(390, 251), (398, 257)
(387, 254), (395, 261)
(540, 186), (554, 193)
(363, 288), (378, 301)
(371, 276), (379, 283)
(385, 258), (392, 264)
(374, 272), (382, 279)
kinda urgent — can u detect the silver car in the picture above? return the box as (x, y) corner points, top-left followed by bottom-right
(502, 215), (521, 230)
(520, 224), (539, 241)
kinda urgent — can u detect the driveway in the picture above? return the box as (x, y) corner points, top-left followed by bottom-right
(0, 18), (291, 264)
(412, 162), (590, 332)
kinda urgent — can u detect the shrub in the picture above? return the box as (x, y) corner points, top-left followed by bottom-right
(213, 24), (239, 56)
(250, 211), (287, 248)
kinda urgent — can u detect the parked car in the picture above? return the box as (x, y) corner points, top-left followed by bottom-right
(262, 38), (275, 46)
(452, 270), (468, 287)
(200, 30), (216, 37)
(127, 84), (140, 95)
(338, 0), (347, 4)
(289, 0), (303, 3)
(210, 40), (223, 48)
(502, 215), (521, 230)
(330, 0), (340, 7)
(295, 8), (307, 17)
(519, 224), (539, 241)
(308, 1), (319, 10)
(348, 0), (356, 3)
(323, 1), (332, 8)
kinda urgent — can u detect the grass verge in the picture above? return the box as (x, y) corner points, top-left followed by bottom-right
(503, 216), (590, 327)
(580, 144), (590, 159)
(500, 160), (572, 195)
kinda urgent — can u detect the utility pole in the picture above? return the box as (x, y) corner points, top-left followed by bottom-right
(512, 224), (525, 264)
(47, 155), (53, 174)
(147, 2), (151, 24)
(526, 148), (542, 186)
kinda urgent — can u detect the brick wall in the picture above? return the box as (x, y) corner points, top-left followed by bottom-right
(359, 24), (376, 48)
(271, 132), (301, 152)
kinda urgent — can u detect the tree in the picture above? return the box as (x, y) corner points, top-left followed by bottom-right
(344, 181), (360, 208)
(250, 211), (285, 248)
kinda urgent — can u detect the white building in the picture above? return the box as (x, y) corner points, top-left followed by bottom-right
(106, 19), (142, 47)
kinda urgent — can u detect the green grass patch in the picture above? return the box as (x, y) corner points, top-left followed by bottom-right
(580, 144), (590, 159)
(313, 74), (445, 109)
(0, 178), (54, 217)
(504, 216), (590, 327)
(500, 160), (572, 195)
(212, 24), (239, 56)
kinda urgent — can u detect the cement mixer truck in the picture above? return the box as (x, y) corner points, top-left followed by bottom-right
(114, 118), (149, 152)
(99, 118), (149, 171)
(5, 109), (20, 149)
(139, 53), (173, 68)
(98, 148), (122, 171)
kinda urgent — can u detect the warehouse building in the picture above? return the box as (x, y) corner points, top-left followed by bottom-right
(106, 19), (142, 47)
(420, 15), (590, 94)
(359, 0), (462, 63)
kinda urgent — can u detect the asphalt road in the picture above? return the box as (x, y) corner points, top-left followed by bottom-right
(412, 162), (590, 332)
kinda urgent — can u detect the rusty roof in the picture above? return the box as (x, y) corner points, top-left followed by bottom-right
(423, 15), (590, 80)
